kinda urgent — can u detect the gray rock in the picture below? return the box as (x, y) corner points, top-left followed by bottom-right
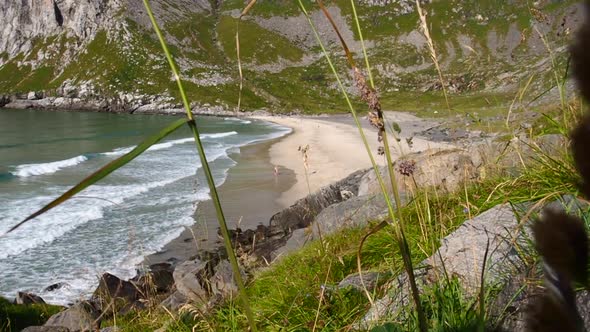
(44, 301), (101, 332)
(160, 290), (188, 311)
(22, 327), (70, 332)
(209, 260), (247, 304)
(92, 273), (143, 312)
(271, 228), (310, 260)
(44, 282), (69, 293)
(359, 204), (528, 328)
(428, 204), (528, 293)
(99, 326), (121, 332)
(16, 291), (46, 305)
(269, 169), (365, 232)
(358, 148), (480, 196)
(312, 194), (392, 238)
(172, 259), (210, 304)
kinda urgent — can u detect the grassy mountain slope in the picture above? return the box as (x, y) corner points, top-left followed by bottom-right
(0, 0), (581, 113)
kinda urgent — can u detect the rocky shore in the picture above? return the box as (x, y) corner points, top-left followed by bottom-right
(8, 127), (579, 331)
(0, 87), (269, 117)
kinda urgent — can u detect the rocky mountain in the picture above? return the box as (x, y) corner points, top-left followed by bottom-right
(0, 0), (583, 113)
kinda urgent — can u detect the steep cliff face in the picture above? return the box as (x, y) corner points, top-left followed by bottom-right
(0, 0), (583, 113)
(0, 0), (117, 57)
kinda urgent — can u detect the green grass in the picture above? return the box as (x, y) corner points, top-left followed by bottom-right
(0, 297), (63, 332)
(100, 126), (580, 330)
(217, 16), (305, 64)
(165, 14), (225, 64)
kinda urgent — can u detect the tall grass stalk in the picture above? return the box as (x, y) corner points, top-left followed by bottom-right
(298, 1), (426, 330)
(141, 1), (257, 330)
(347, 0), (425, 325)
(415, 0), (451, 113)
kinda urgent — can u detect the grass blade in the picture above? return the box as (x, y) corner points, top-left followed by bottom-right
(300, 1), (426, 330)
(7, 118), (189, 234)
(142, 1), (258, 330)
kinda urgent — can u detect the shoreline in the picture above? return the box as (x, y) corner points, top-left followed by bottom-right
(143, 136), (297, 266)
(144, 111), (451, 267)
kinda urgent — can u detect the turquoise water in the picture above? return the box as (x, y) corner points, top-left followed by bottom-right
(0, 109), (289, 304)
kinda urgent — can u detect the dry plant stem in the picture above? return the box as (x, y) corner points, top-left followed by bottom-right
(312, 262), (332, 332)
(298, 2), (426, 330)
(350, 0), (374, 87)
(142, 1), (257, 330)
(415, 0), (451, 113)
(235, 0), (257, 113)
(236, 22), (243, 113)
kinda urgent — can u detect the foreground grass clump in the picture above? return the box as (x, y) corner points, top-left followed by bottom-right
(0, 297), (62, 332)
(101, 130), (580, 330)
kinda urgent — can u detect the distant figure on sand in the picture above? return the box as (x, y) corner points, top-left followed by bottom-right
(274, 165), (279, 176)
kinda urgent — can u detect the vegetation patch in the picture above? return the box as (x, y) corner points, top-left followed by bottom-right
(0, 297), (62, 332)
(217, 16), (305, 64)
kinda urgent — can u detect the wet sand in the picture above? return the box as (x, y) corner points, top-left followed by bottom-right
(144, 138), (295, 265)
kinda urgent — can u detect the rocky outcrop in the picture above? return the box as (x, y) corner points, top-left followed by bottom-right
(16, 292), (46, 305)
(22, 327), (71, 332)
(43, 301), (101, 332)
(358, 204), (529, 329)
(0, 0), (117, 57)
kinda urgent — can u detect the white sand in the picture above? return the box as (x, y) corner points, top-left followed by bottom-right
(254, 112), (454, 207)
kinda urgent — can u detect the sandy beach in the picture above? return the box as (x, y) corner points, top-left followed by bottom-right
(254, 111), (450, 207)
(145, 112), (451, 265)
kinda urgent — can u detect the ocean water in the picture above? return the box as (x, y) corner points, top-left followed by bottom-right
(0, 109), (290, 305)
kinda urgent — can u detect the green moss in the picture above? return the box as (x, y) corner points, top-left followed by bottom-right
(217, 16), (304, 64)
(165, 14), (225, 64)
(0, 297), (63, 332)
(0, 62), (32, 92)
(16, 66), (55, 92)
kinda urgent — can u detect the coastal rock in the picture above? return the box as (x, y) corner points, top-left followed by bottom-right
(22, 327), (70, 332)
(172, 259), (211, 304)
(148, 263), (175, 293)
(398, 148), (480, 193)
(160, 290), (188, 311)
(358, 148), (480, 196)
(93, 273), (141, 303)
(312, 194), (393, 239)
(44, 301), (101, 332)
(209, 260), (246, 305)
(359, 204), (528, 328)
(16, 292), (46, 305)
(270, 229), (310, 260)
(227, 169), (367, 264)
(44, 282), (70, 292)
(269, 169), (365, 232)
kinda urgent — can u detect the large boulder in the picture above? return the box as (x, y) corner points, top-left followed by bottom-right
(269, 169), (366, 232)
(93, 273), (141, 302)
(358, 148), (480, 196)
(209, 260), (247, 305)
(15, 292), (46, 305)
(358, 204), (528, 328)
(44, 302), (100, 332)
(172, 259), (211, 304)
(311, 193), (393, 238)
(132, 263), (175, 294)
